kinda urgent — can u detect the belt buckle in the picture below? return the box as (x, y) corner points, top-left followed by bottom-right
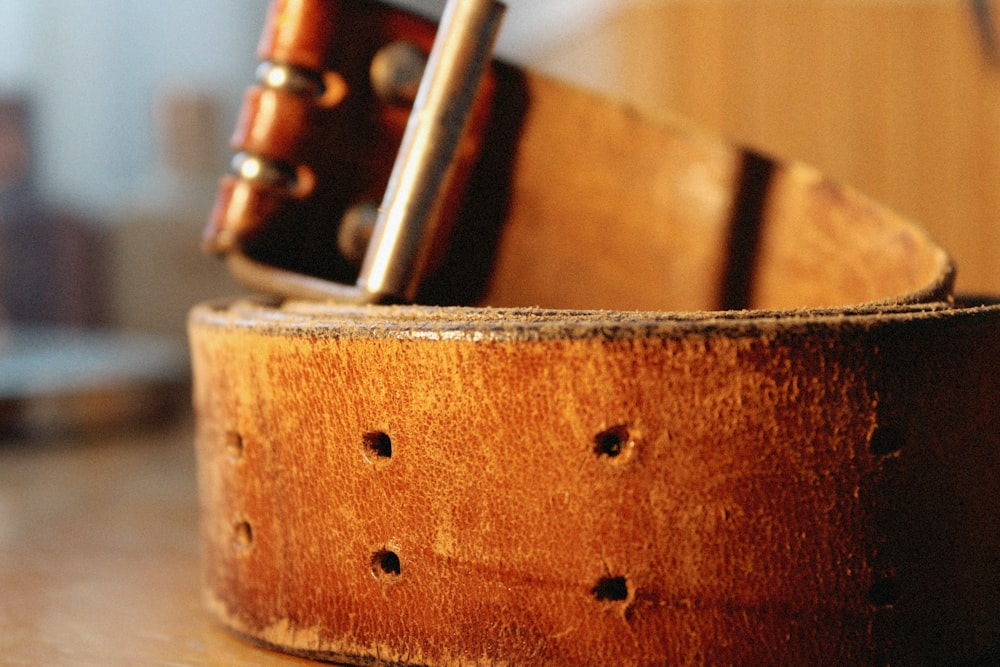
(205, 0), (505, 305)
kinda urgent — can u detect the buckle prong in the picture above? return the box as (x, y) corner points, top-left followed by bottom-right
(226, 0), (505, 305)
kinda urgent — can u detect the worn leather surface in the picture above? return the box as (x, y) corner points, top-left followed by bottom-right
(192, 299), (1000, 666)
(191, 1), (1000, 665)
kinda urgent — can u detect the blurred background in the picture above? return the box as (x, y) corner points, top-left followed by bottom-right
(0, 0), (997, 433)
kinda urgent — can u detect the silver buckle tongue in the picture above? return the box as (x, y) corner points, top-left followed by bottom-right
(227, 0), (505, 305)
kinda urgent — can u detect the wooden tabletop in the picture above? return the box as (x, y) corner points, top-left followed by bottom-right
(0, 414), (318, 666)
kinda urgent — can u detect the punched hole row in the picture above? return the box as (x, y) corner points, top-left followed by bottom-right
(868, 425), (904, 608)
(233, 520), (629, 606)
(360, 426), (637, 464)
(226, 426), (634, 604)
(226, 429), (397, 462)
(226, 422), (894, 607)
(367, 546), (628, 606)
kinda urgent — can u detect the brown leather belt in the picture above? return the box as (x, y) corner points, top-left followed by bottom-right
(190, 1), (1000, 664)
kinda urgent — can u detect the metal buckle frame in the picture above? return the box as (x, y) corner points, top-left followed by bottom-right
(211, 0), (505, 305)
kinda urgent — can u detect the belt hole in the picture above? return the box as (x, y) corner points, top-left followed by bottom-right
(592, 575), (629, 602)
(371, 549), (401, 579)
(870, 426), (904, 458)
(868, 577), (900, 607)
(364, 431), (393, 459)
(594, 425), (635, 461)
(225, 431), (245, 460)
(234, 520), (253, 551)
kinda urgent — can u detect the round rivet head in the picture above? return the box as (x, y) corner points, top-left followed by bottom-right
(230, 151), (297, 191)
(338, 202), (379, 264)
(370, 40), (427, 106)
(256, 61), (325, 98)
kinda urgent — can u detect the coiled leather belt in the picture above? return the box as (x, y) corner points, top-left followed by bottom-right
(190, 1), (1000, 664)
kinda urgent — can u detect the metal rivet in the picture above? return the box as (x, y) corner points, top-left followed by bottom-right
(256, 61), (326, 98)
(230, 152), (297, 190)
(338, 202), (379, 264)
(370, 40), (427, 106)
